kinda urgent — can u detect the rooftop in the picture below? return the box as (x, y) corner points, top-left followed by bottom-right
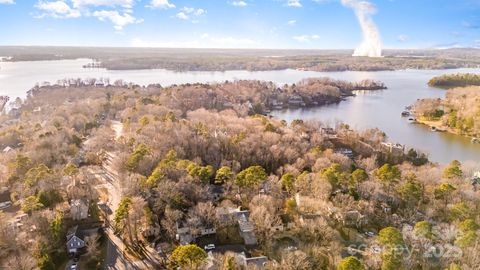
(0, 189), (11, 203)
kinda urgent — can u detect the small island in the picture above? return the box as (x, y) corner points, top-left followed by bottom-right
(428, 73), (480, 89)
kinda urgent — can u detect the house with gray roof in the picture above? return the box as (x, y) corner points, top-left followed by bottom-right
(0, 188), (12, 210)
(233, 210), (257, 246)
(66, 226), (85, 254)
(471, 171), (480, 190)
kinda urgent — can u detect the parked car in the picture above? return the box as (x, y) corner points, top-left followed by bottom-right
(285, 246), (298, 251)
(70, 263), (77, 270)
(204, 244), (215, 251)
(0, 201), (12, 210)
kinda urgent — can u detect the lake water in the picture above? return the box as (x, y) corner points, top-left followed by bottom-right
(0, 59), (479, 164)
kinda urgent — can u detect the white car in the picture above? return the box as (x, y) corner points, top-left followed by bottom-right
(204, 244), (215, 251)
(70, 263), (77, 270)
(285, 246), (298, 251)
(0, 201), (12, 210)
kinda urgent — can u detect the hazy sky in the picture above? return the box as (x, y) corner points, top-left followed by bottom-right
(0, 0), (479, 49)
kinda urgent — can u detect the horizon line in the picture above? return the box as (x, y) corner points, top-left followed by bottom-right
(0, 45), (479, 51)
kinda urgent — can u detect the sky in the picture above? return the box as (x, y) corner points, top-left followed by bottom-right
(0, 0), (479, 49)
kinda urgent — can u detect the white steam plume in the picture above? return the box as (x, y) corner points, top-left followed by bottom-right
(341, 0), (382, 57)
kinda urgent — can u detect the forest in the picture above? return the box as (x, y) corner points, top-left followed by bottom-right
(428, 73), (480, 89)
(0, 78), (479, 270)
(414, 85), (480, 138)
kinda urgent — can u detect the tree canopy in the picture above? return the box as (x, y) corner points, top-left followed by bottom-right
(215, 166), (234, 184)
(443, 160), (463, 179)
(374, 164), (401, 186)
(337, 256), (365, 270)
(235, 165), (267, 187)
(170, 244), (207, 269)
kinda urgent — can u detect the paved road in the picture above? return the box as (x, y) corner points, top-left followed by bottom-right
(96, 121), (161, 270)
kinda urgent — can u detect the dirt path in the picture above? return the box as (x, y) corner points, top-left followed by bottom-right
(111, 120), (123, 140)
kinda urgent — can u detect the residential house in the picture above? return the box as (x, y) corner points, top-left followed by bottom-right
(2, 146), (13, 153)
(233, 210), (257, 246)
(269, 98), (284, 110)
(208, 185), (224, 202)
(239, 253), (268, 269)
(175, 221), (193, 245)
(216, 207), (258, 246)
(288, 95), (306, 107)
(68, 79), (78, 87)
(0, 188), (12, 210)
(94, 80), (105, 87)
(327, 207), (367, 228)
(175, 221), (217, 246)
(70, 199), (89, 220)
(342, 210), (367, 228)
(336, 148), (354, 159)
(321, 127), (338, 139)
(66, 226), (85, 254)
(471, 171), (480, 190)
(381, 142), (405, 157)
(206, 251), (269, 270)
(222, 101), (234, 109)
(375, 192), (401, 207)
(270, 214), (295, 232)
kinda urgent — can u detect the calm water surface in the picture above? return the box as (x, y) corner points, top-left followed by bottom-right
(0, 59), (479, 164)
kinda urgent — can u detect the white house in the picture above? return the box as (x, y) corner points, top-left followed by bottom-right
(175, 221), (217, 246)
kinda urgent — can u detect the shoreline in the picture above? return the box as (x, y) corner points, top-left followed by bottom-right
(415, 118), (479, 142)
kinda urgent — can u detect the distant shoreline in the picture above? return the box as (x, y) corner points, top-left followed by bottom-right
(1, 46), (479, 73)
